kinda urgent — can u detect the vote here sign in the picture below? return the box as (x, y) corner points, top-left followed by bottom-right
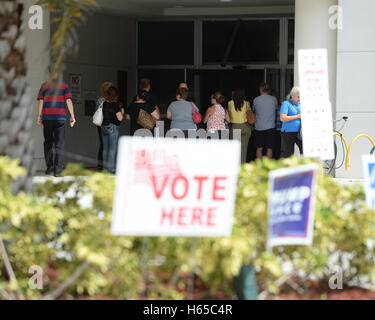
(267, 164), (319, 248)
(111, 137), (241, 237)
(362, 155), (375, 211)
(298, 48), (334, 160)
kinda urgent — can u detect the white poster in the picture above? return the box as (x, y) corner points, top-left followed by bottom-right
(298, 49), (334, 160)
(362, 155), (375, 211)
(111, 137), (241, 237)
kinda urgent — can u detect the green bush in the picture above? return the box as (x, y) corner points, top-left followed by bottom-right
(0, 156), (375, 299)
(0, 159), (142, 299)
(232, 157), (375, 293)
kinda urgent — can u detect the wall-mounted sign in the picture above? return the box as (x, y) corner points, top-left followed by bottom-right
(111, 137), (240, 237)
(69, 74), (82, 107)
(268, 164), (319, 248)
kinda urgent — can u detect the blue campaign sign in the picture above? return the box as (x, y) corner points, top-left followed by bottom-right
(362, 155), (375, 210)
(267, 164), (318, 248)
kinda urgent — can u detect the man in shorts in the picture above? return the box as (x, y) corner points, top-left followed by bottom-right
(253, 83), (278, 159)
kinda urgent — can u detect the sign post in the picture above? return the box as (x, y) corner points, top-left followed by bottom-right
(267, 164), (319, 249)
(111, 137), (240, 237)
(298, 48), (334, 161)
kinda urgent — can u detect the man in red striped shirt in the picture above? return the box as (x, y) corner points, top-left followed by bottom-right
(37, 66), (76, 177)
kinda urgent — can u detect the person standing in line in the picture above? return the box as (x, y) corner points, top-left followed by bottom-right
(128, 78), (160, 121)
(272, 90), (282, 160)
(204, 92), (230, 137)
(167, 82), (191, 110)
(167, 87), (200, 138)
(178, 82), (189, 91)
(228, 88), (252, 163)
(101, 86), (123, 174)
(137, 78), (159, 111)
(127, 90), (160, 136)
(280, 87), (303, 158)
(37, 66), (76, 177)
(253, 83), (278, 159)
(96, 82), (113, 170)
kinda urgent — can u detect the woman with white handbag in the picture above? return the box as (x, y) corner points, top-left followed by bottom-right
(93, 82), (112, 170)
(101, 86), (123, 174)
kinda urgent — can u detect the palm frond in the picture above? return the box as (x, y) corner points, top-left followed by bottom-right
(36, 0), (98, 77)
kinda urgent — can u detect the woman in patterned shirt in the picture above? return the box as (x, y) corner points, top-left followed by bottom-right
(204, 92), (230, 137)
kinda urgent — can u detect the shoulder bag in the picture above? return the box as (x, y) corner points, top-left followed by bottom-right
(93, 99), (104, 126)
(191, 102), (202, 124)
(137, 107), (156, 130)
(246, 103), (256, 126)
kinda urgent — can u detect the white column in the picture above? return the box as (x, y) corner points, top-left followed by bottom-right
(21, 0), (50, 171)
(294, 0), (338, 114)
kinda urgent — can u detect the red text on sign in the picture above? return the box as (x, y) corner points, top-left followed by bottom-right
(161, 207), (217, 227)
(151, 175), (227, 201)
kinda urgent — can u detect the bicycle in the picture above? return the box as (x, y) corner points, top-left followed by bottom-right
(345, 133), (375, 171)
(322, 116), (349, 176)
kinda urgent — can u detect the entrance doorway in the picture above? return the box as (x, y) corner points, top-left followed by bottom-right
(195, 69), (264, 114)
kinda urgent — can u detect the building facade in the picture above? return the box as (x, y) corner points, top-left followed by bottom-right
(22, 0), (375, 178)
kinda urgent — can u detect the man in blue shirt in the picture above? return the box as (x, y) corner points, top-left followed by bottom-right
(280, 87), (302, 158)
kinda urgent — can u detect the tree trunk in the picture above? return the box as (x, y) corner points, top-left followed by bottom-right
(0, 1), (34, 193)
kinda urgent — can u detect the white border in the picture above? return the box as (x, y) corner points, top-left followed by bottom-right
(267, 164), (319, 249)
(362, 155), (375, 210)
(111, 136), (241, 237)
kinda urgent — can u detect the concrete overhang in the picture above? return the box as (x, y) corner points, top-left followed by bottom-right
(96, 0), (295, 17)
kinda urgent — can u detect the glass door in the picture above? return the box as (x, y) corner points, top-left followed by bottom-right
(265, 68), (281, 102)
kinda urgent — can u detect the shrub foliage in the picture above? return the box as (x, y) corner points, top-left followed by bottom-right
(0, 156), (375, 299)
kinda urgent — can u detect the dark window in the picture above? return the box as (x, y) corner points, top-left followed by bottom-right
(203, 20), (280, 65)
(197, 69), (264, 114)
(266, 68), (281, 101)
(117, 70), (128, 107)
(288, 19), (295, 64)
(138, 21), (194, 65)
(286, 69), (294, 97)
(137, 69), (185, 114)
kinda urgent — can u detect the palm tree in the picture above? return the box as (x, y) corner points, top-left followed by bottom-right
(0, 0), (96, 193)
(0, 0), (97, 299)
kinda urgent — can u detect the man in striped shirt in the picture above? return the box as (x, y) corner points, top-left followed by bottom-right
(37, 67), (76, 177)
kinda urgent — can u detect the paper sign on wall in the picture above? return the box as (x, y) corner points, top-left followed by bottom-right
(362, 155), (375, 211)
(69, 74), (82, 106)
(111, 137), (241, 237)
(298, 48), (334, 160)
(267, 164), (319, 248)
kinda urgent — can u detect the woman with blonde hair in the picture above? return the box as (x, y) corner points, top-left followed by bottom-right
(96, 82), (113, 170)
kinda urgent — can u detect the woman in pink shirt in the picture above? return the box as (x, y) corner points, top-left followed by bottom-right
(204, 92), (230, 134)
